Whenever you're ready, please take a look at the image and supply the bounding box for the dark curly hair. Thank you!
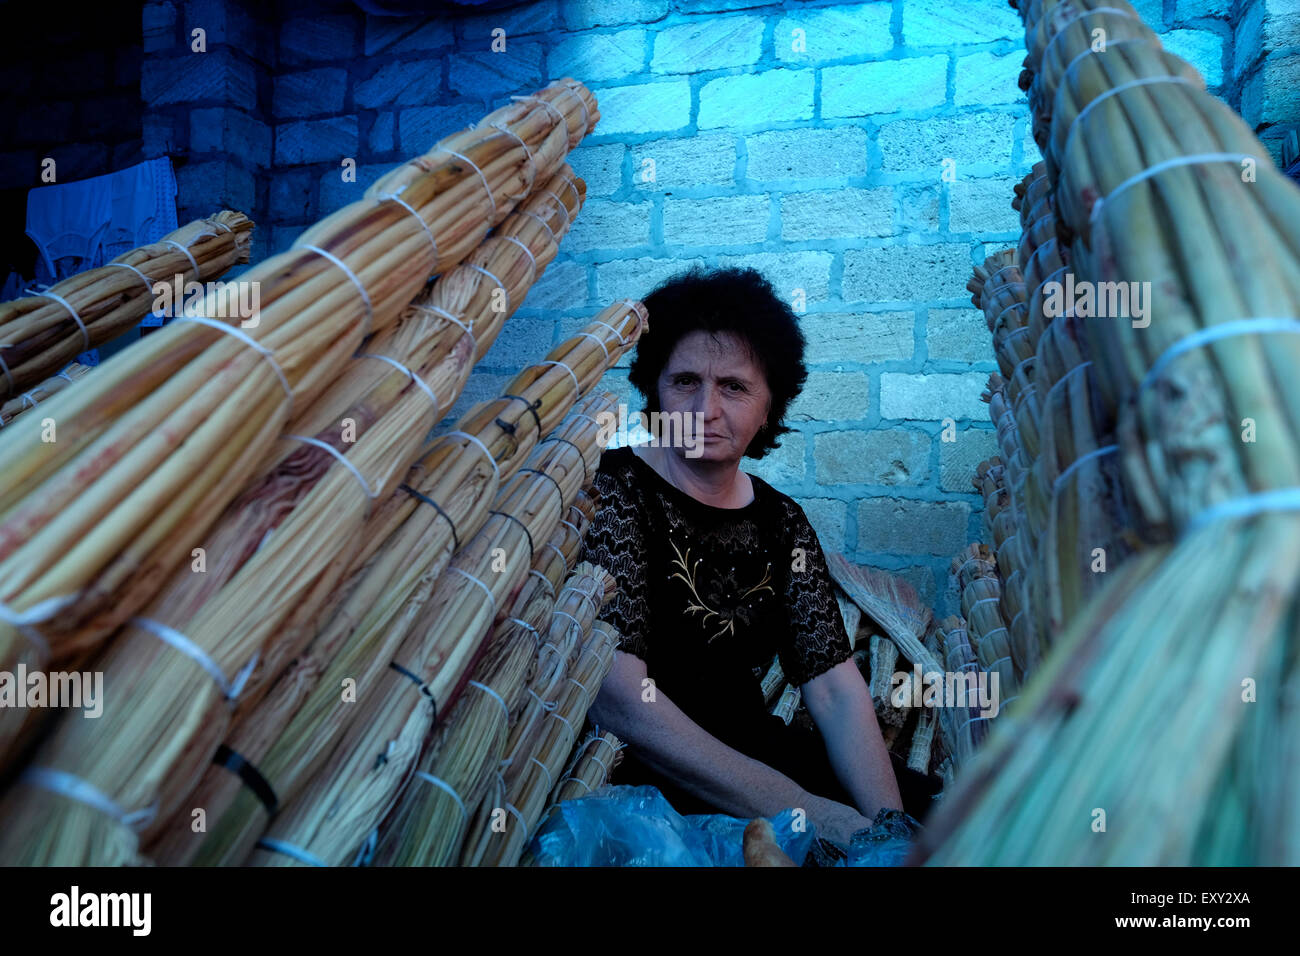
[628,266,808,460]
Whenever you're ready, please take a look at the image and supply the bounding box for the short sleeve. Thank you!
[580,467,651,661]
[777,500,853,687]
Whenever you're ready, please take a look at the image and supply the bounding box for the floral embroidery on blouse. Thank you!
[668,539,775,643]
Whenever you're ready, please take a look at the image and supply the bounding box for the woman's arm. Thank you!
[589,649,876,847]
[801,658,903,820]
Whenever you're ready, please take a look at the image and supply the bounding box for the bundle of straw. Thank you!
[866,632,908,745]
[544,730,624,810]
[950,543,1019,699]
[371,500,603,867]
[759,656,785,706]
[913,0,1300,865]
[459,618,619,866]
[0,211,253,398]
[826,554,939,676]
[932,615,985,766]
[161,383,621,866]
[770,684,801,725]
[244,398,617,867]
[0,362,91,428]
[0,80,597,737]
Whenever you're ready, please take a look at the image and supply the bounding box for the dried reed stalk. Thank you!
[0,211,253,397]
[0,362,91,427]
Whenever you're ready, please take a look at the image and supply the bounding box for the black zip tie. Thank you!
[213,744,279,816]
[399,482,459,552]
[489,509,535,563]
[538,435,590,483]
[390,660,438,718]
[517,467,565,514]
[498,393,543,438]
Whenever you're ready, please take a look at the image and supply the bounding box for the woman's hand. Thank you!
[799,790,876,848]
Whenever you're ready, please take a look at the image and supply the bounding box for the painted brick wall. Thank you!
[135,0,1290,617]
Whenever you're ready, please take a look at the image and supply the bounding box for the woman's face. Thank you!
[655,330,772,465]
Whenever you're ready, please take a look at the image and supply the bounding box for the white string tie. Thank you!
[285,434,379,500]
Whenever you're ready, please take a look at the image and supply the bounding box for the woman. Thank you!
[584,266,938,851]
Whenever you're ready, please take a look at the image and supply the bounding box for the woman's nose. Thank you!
[697,385,722,420]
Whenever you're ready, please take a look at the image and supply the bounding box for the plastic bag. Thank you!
[529,784,817,866]
[845,806,923,866]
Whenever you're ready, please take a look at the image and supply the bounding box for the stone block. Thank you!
[856,496,970,555]
[780,186,892,240]
[663,194,769,246]
[822,56,947,117]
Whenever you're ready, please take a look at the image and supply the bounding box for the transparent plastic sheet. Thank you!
[845,807,923,867]
[528,785,817,866]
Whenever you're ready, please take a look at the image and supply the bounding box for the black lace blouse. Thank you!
[580,446,853,763]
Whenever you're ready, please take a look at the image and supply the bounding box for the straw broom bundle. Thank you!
[493,557,617,782]
[827,555,940,675]
[544,730,624,809]
[245,401,616,866]
[496,557,619,791]
[170,385,622,866]
[864,633,912,748]
[0,342,457,863]
[276,163,585,459]
[933,615,985,765]
[1027,7,1159,141]
[1054,78,1271,259]
[210,168,590,710]
[0,211,253,398]
[913,11,1300,867]
[952,544,1020,698]
[129,176,592,857]
[759,656,785,705]
[171,386,611,866]
[1020,0,1143,74]
[244,473,566,866]
[1044,43,1203,182]
[460,619,619,866]
[459,558,619,863]
[371,501,602,867]
[771,684,801,725]
[0,81,596,712]
[377,559,615,866]
[0,188,624,866]
[0,362,91,427]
